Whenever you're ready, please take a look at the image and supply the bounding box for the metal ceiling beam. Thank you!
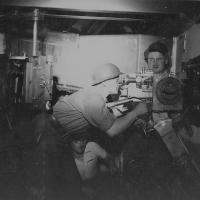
[42,13,145,21]
[0,0,198,14]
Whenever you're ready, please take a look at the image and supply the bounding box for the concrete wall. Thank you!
[45,33,164,87]
[183,23,200,61]
[9,33,163,88]
[172,23,200,76]
[45,33,139,87]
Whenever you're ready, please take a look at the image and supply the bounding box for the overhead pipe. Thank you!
[42,13,145,22]
[33,9,39,56]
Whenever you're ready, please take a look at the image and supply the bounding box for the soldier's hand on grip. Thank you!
[134,102,148,116]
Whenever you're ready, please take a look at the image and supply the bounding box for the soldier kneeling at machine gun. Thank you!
[25,63,148,200]
[52,63,148,198]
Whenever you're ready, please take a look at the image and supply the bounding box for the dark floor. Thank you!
[1,103,200,200]
[0,104,39,200]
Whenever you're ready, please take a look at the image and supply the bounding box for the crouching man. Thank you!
[64,132,117,200]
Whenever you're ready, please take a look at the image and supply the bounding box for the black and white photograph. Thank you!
[0,0,200,200]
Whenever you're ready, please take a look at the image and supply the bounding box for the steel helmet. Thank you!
[92,63,121,85]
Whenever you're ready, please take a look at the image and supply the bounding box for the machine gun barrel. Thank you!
[106,97,142,108]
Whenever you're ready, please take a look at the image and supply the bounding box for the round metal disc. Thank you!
[156,77,182,105]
